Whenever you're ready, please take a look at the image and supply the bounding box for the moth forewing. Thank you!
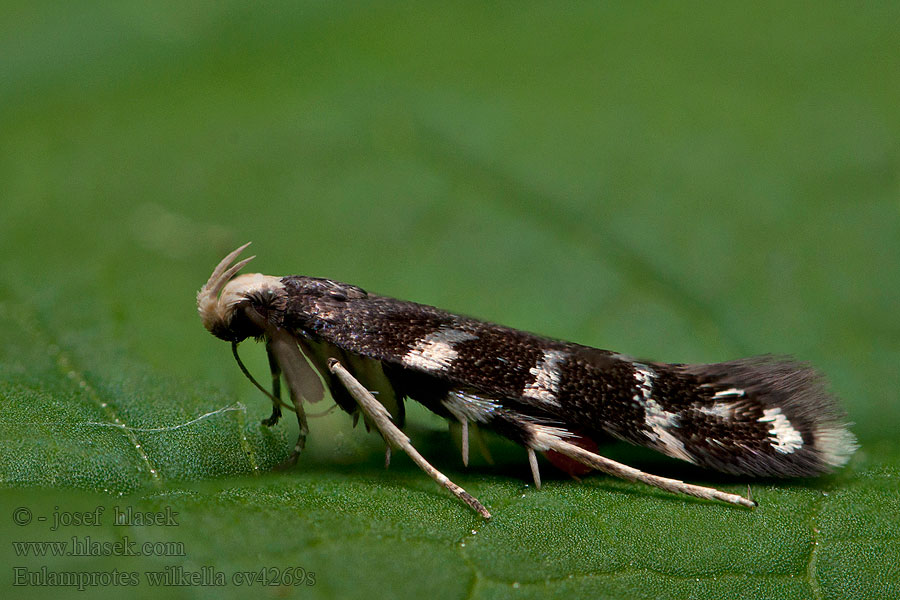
[198,244,857,519]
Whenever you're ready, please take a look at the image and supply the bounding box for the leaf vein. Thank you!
[10,305,162,485]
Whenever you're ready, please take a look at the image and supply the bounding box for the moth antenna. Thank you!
[199,243,253,299]
[197,243,255,331]
[218,258,257,299]
[527,448,542,490]
[212,241,249,276]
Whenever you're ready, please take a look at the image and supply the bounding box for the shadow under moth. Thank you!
[197,244,856,519]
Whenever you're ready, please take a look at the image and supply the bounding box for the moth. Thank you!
[197,244,856,518]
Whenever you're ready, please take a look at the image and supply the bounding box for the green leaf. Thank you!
[1,2,898,598]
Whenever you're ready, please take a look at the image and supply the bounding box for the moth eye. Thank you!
[328,290,349,301]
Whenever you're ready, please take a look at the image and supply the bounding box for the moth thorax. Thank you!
[198,273,286,340]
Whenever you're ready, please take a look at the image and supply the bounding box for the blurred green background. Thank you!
[1,2,898,599]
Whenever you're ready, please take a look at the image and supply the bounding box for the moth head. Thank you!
[197,243,287,342]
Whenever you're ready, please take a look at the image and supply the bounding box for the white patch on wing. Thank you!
[442,390,501,423]
[630,365,694,462]
[632,364,655,406]
[402,328,477,372]
[643,398,695,463]
[758,408,804,454]
[522,349,567,407]
[698,389,746,421]
[699,401,742,420]
[713,387,745,399]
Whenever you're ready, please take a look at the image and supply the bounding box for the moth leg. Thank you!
[231,341,296,418]
[459,418,469,467]
[328,359,491,519]
[291,406,309,463]
[532,429,756,508]
[527,448,542,489]
[276,391,309,470]
[471,423,494,465]
[444,409,469,466]
[385,446,392,469]
[262,343,283,427]
[267,329,323,469]
[446,420,469,466]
